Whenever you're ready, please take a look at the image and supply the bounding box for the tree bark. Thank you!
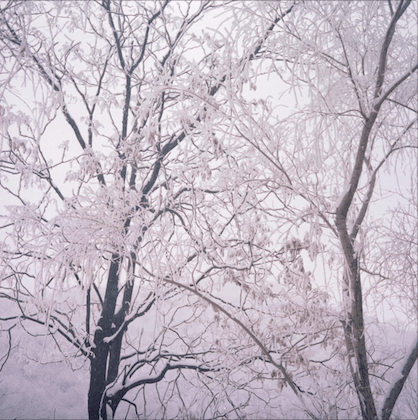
[381,336,418,420]
[335,111,379,420]
[334,3,414,417]
[88,257,122,420]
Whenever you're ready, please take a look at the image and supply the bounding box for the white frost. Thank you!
[334,183,351,210]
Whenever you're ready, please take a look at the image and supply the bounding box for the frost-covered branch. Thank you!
[380,335,418,420]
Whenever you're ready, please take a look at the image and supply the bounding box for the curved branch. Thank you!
[162,277,317,419]
[107,358,218,414]
[374,0,412,98]
[350,119,416,240]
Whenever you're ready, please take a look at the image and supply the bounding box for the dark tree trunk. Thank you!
[88,257,122,420]
[88,338,110,420]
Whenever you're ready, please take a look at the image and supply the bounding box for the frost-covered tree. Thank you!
[1,1,416,420]
[0,1,328,419]
[226,1,417,419]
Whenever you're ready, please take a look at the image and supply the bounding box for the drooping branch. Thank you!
[162,277,319,420]
[0,9,107,187]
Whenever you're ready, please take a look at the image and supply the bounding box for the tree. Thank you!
[1,1,320,419]
[1,1,416,420]
[225,0,417,419]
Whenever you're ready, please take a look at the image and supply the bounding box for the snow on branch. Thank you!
[334,183,351,211]
[371,62,418,113]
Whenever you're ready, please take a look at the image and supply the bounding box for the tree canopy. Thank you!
[0,1,417,419]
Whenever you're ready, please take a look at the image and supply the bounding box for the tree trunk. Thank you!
[88,257,122,419]
[341,269,377,420]
[88,339,110,420]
